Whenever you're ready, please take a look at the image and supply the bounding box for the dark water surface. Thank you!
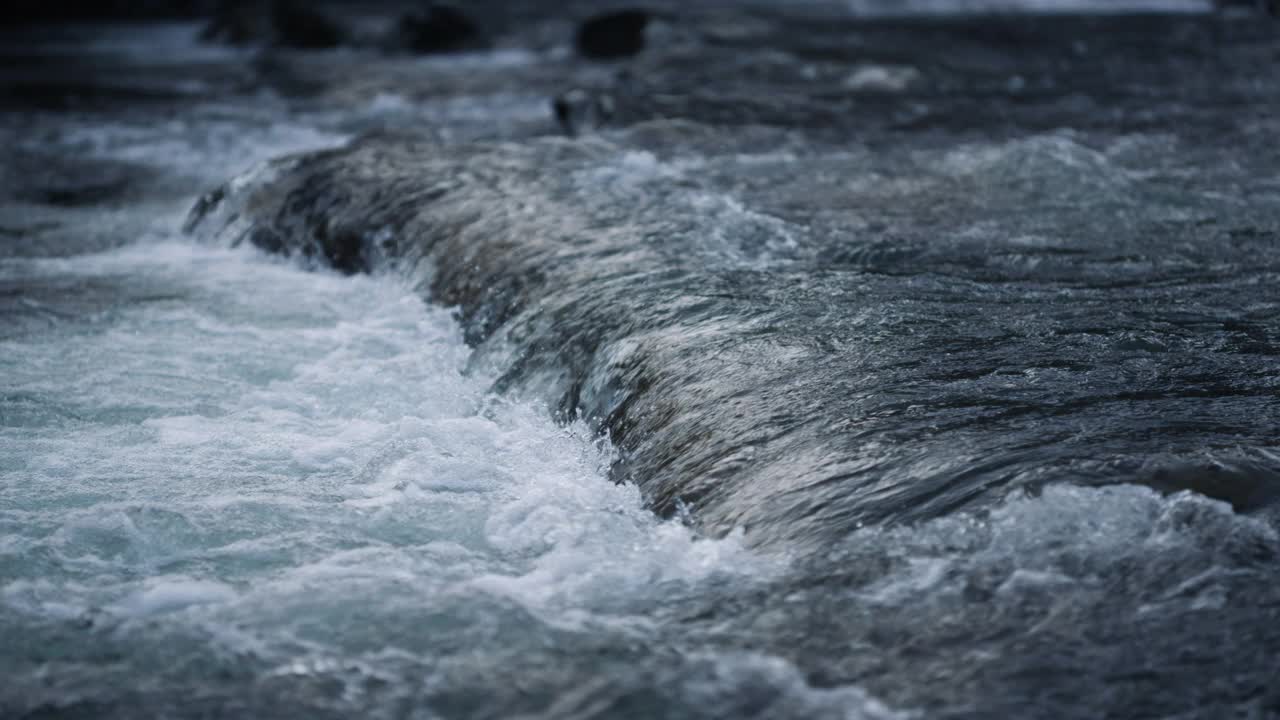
[3,3,1280,719]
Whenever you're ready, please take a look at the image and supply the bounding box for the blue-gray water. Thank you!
[2,4,1280,719]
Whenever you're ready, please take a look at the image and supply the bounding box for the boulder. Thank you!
[202,0,344,49]
[271,0,343,50]
[3,0,215,25]
[394,4,485,54]
[576,9,651,60]
[1214,0,1280,15]
[200,1,266,44]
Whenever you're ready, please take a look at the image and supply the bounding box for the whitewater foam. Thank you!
[0,240,783,711]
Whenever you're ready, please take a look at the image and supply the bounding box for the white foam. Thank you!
[852,483,1277,611]
[844,65,922,92]
[0,240,765,657]
[114,578,239,617]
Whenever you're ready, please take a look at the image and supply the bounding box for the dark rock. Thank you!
[201,0,344,49]
[270,0,343,50]
[1214,0,1280,15]
[551,88,615,137]
[1136,457,1280,513]
[576,9,651,60]
[200,1,265,45]
[395,4,485,54]
[2,0,216,26]
[183,187,226,234]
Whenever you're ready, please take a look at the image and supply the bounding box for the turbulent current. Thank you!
[2,3,1280,719]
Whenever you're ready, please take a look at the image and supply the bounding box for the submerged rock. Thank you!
[2,0,216,25]
[200,1,267,45]
[1215,0,1280,15]
[393,4,485,54]
[202,1,488,54]
[1135,457,1280,513]
[576,9,652,59]
[271,0,343,49]
[202,0,344,49]
[552,88,616,136]
[186,105,1280,549]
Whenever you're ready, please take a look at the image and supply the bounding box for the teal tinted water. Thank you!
[4,9,1280,718]
[1,241,850,718]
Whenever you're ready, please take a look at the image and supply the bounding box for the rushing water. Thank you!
[7,246,1276,719]
[2,4,1280,719]
[0,242,807,718]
